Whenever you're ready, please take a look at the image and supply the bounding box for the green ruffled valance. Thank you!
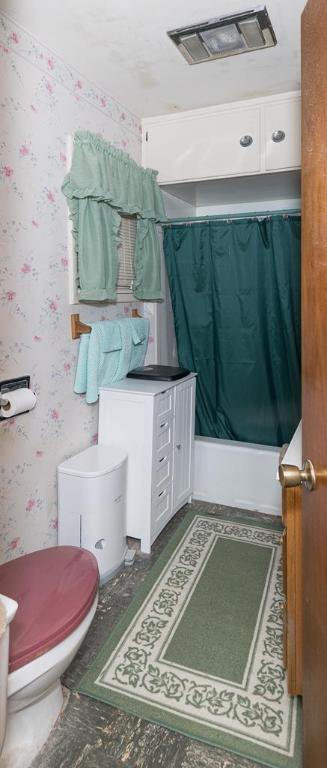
[62,131,166,301]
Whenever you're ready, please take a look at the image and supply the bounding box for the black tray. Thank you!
[127,365,190,381]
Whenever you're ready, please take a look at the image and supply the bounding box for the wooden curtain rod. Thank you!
[71,309,142,340]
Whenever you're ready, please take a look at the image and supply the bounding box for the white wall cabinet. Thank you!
[144,106,261,183]
[263,97,301,172]
[98,374,196,553]
[142,92,301,185]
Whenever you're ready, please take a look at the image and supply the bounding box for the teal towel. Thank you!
[74,317,149,403]
[129,317,149,369]
[74,332,91,394]
[86,320,124,403]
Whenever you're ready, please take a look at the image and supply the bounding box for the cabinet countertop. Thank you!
[100,373,196,397]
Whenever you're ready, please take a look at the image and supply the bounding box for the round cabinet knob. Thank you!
[271,129,286,143]
[240,135,253,147]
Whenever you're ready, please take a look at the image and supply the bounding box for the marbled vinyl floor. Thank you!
[32,501,282,768]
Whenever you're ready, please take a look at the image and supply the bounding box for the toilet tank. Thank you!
[57,445,127,584]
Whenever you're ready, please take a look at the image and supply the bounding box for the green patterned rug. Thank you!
[78,512,302,767]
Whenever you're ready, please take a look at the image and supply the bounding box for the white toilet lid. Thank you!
[0,546,99,673]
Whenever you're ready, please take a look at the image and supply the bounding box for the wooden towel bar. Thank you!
[71,309,142,340]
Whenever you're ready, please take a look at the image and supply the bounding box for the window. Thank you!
[117,214,137,297]
[67,211,138,304]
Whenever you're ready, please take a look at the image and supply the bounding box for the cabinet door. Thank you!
[144,106,261,184]
[264,97,301,171]
[172,379,195,511]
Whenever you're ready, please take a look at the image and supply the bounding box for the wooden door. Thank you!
[282,486,302,696]
[302,1,327,764]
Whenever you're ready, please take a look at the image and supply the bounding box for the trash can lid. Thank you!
[58,444,127,477]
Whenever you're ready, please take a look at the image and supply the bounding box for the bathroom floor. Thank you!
[32,501,282,768]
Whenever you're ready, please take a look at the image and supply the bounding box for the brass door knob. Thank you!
[279,459,316,491]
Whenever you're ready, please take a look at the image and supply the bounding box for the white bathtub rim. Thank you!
[195,435,281,454]
[193,435,282,517]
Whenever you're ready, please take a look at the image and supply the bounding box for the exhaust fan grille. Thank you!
[168,5,276,65]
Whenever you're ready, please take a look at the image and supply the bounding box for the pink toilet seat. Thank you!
[0,546,99,673]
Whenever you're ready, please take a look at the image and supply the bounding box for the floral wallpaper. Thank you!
[0,11,153,563]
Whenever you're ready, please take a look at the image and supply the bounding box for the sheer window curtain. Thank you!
[62,131,166,302]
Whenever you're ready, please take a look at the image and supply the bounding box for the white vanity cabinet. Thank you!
[98,374,196,553]
[142,91,301,184]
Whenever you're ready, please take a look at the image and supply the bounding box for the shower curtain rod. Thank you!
[162,208,301,226]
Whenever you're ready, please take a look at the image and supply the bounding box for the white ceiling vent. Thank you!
[167,5,276,65]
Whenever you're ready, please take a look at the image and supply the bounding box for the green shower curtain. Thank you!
[164,215,301,447]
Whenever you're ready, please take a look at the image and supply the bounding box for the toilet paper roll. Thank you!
[0,388,37,418]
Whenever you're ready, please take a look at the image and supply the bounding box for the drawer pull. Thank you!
[158,488,167,498]
[159,456,166,463]
[272,129,285,143]
[160,421,168,429]
[240,134,253,147]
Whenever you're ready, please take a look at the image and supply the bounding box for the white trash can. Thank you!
[57,445,127,584]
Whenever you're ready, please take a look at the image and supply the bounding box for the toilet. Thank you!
[0,546,99,768]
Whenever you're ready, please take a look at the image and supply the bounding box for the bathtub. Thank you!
[193,436,281,516]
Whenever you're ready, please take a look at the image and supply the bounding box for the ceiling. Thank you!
[0,0,307,117]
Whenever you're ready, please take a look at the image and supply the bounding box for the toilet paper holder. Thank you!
[0,375,31,420]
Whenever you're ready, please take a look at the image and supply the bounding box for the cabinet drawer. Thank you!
[264,98,301,171]
[156,412,173,449]
[154,389,173,418]
[153,447,172,492]
[152,482,172,537]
